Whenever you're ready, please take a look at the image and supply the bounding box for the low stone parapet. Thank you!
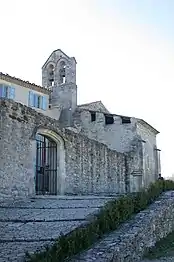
[71,191,174,262]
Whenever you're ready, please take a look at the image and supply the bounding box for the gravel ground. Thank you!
[142,257,174,262]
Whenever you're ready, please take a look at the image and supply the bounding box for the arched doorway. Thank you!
[35,134,57,195]
[34,128,65,195]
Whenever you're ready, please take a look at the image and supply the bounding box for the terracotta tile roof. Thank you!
[0,72,50,95]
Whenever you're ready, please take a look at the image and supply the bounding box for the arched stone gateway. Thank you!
[33,128,66,195]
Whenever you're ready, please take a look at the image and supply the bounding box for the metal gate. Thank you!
[35,134,57,195]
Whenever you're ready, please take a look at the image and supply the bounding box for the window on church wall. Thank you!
[47,64,54,87]
[50,80,54,87]
[105,114,114,125]
[91,112,96,122]
[121,117,131,124]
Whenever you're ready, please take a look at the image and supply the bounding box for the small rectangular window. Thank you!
[34,94,40,108]
[38,96,42,108]
[34,94,38,107]
[42,96,47,110]
[91,112,96,122]
[105,114,114,125]
[0,84,3,97]
[121,117,131,124]
[28,91,47,110]
[0,85,15,99]
[28,91,34,106]
[0,85,8,98]
[2,85,8,98]
[9,87,15,99]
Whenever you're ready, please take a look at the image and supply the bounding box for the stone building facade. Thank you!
[0,49,161,198]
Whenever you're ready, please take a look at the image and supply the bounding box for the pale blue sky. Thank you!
[0,0,174,177]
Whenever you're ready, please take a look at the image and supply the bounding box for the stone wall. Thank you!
[72,109,159,192]
[73,108,138,153]
[42,49,77,114]
[65,129,127,195]
[0,98,130,198]
[71,191,174,262]
[137,122,160,188]
[126,142,144,193]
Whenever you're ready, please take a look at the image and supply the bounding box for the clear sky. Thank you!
[0,0,174,177]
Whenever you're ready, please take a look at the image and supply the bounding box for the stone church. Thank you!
[0,49,161,198]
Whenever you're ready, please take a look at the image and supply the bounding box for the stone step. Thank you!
[0,196,115,209]
[0,207,99,222]
[0,241,54,262]
[0,195,117,262]
[0,221,84,241]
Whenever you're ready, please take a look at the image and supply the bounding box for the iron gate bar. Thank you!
[35,134,57,195]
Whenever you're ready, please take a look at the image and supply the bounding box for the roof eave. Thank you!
[0,72,50,95]
[138,119,160,135]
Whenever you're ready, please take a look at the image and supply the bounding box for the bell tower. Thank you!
[42,49,77,124]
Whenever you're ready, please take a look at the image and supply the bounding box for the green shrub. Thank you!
[26,179,174,262]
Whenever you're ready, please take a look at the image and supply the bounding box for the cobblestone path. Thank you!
[0,195,115,262]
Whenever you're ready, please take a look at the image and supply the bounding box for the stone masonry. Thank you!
[0,98,138,198]
[0,49,161,198]
[72,106,160,189]
[0,48,163,261]
[0,195,118,262]
[71,191,174,262]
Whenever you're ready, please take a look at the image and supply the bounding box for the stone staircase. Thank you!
[0,195,117,262]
